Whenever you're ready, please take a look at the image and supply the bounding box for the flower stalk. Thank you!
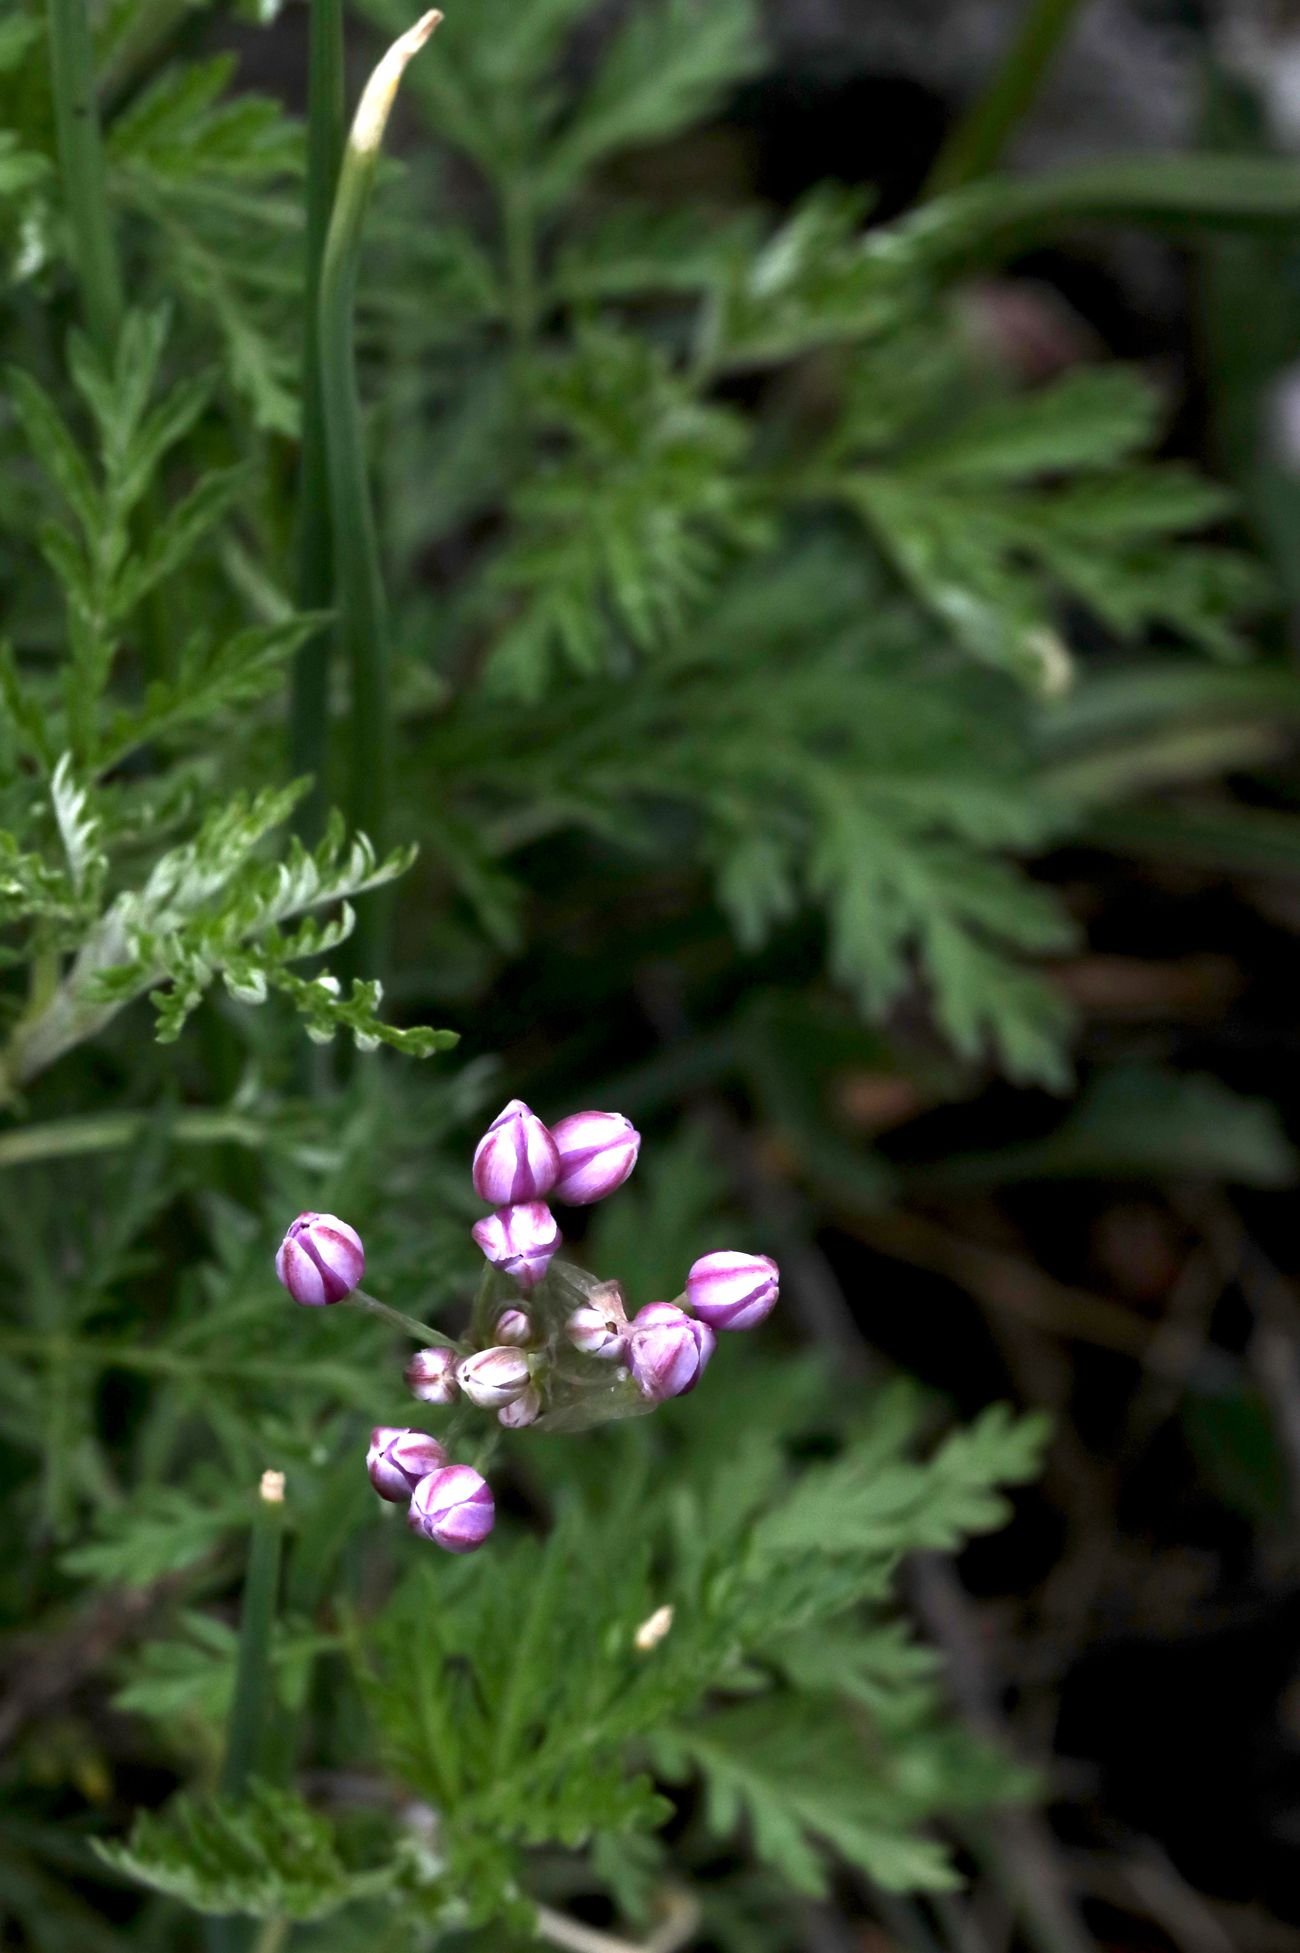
[347,1286,459,1348]
[318,10,442,973]
[290,0,347,841]
[925,0,1087,196]
[220,1472,286,1798]
[46,0,123,353]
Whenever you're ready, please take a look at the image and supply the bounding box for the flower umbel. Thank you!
[275,1212,365,1306]
[278,1094,779,1552]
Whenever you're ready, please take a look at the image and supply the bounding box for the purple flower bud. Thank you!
[686,1251,780,1332]
[498,1384,541,1429]
[405,1346,460,1404]
[275,1212,365,1306]
[495,1308,532,1346]
[471,1202,560,1290]
[456,1345,533,1409]
[628,1301,715,1402]
[472,1099,560,1205]
[408,1464,495,1553]
[549,1111,640,1206]
[567,1300,627,1360]
[367,1427,448,1503]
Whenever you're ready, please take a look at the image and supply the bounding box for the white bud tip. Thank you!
[350,10,443,155]
[634,1603,674,1651]
[259,1469,286,1504]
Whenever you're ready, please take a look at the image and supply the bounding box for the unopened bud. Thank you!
[495,1307,532,1346]
[367,1427,448,1503]
[456,1344,533,1409]
[405,1346,460,1404]
[407,1463,494,1553]
[634,1603,674,1651]
[628,1301,714,1402]
[472,1099,559,1205]
[549,1110,640,1206]
[275,1211,365,1306]
[567,1298,627,1359]
[471,1201,560,1290]
[686,1251,779,1332]
[498,1384,541,1429]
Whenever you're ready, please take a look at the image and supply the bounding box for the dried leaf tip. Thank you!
[350,11,444,156]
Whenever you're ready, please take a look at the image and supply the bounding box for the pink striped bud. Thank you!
[686,1251,780,1332]
[405,1346,460,1404]
[567,1300,627,1360]
[471,1202,560,1290]
[456,1345,533,1409]
[498,1384,541,1429]
[367,1427,448,1503]
[275,1212,365,1306]
[628,1301,715,1402]
[408,1464,495,1553]
[495,1308,532,1346]
[472,1099,559,1205]
[549,1111,640,1206]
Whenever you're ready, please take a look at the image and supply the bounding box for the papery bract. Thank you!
[471,1201,560,1289]
[275,1212,365,1306]
[472,1099,559,1205]
[628,1301,715,1401]
[686,1250,780,1331]
[367,1427,448,1503]
[549,1111,640,1205]
[408,1464,495,1553]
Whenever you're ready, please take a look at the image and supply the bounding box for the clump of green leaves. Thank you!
[4,0,1300,1947]
[101,1357,1048,1933]
[0,307,452,1086]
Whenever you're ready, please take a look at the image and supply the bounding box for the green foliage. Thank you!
[351,0,1274,1085]
[105,1358,1042,1929]
[97,1785,392,1920]
[6,0,1300,1947]
[0,303,451,1081]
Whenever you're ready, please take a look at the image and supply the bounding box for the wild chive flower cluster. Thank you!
[275,1099,779,1551]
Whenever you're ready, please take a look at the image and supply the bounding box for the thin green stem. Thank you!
[924,0,1088,198]
[47,0,124,351]
[345,1285,459,1348]
[0,1108,271,1169]
[318,10,441,973]
[502,176,538,354]
[291,0,347,842]
[221,1473,286,1799]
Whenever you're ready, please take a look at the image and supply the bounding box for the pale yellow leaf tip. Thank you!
[350,9,444,157]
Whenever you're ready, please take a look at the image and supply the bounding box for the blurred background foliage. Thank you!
[6,0,1300,1947]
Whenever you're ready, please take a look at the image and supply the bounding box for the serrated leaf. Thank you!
[97,1785,393,1921]
[654,1704,961,1896]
